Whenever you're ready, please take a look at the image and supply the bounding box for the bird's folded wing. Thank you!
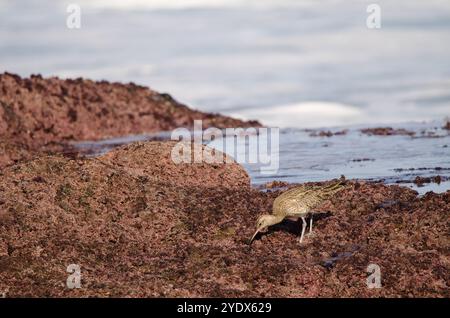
[273,181,345,213]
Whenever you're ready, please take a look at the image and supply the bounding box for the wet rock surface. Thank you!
[0,142,448,297]
[360,127,416,136]
[413,175,446,187]
[309,129,348,137]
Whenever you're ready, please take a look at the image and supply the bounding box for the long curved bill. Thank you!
[249,230,260,244]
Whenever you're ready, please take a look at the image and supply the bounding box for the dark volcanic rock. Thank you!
[309,130,348,137]
[0,141,448,297]
[413,175,443,187]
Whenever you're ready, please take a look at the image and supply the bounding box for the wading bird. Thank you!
[250,178,346,244]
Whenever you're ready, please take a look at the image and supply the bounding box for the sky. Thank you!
[1,0,450,128]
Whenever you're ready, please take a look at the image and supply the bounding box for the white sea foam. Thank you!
[230,102,364,128]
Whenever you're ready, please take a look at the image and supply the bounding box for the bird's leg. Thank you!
[298,217,307,244]
[307,214,317,237]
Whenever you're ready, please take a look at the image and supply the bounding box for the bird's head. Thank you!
[249,214,279,244]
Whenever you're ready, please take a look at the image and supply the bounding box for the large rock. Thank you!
[98,141,250,189]
[0,141,448,297]
[0,73,260,149]
[0,141,254,297]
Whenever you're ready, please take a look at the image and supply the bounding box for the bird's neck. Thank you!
[269,214,285,226]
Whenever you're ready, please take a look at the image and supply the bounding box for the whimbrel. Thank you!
[250,178,346,244]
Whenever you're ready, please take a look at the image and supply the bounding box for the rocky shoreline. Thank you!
[0,141,448,297]
[0,74,448,297]
[0,73,259,168]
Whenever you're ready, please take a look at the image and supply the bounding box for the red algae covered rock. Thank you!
[361,127,415,136]
[0,138,69,170]
[98,141,250,189]
[0,139,38,168]
[0,141,249,297]
[0,144,448,297]
[0,72,260,149]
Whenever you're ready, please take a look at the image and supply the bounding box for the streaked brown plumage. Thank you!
[250,178,346,244]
